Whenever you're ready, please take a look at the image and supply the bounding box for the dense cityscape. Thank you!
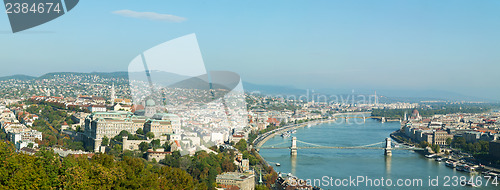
[0,73,498,189]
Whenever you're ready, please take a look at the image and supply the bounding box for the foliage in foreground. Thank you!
[0,140,201,189]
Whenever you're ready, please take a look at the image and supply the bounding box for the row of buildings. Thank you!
[401,110,499,148]
[0,104,42,150]
[82,111,180,152]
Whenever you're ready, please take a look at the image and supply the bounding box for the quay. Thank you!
[253,112,371,150]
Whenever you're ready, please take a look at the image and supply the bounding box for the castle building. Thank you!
[144,99,157,118]
[83,111,146,152]
[144,119,173,138]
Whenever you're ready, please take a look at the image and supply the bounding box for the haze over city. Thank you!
[1,0,500,100]
[2,1,500,190]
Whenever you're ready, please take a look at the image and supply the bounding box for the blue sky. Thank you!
[1,0,500,100]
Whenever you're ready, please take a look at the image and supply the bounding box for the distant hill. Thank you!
[0,74,37,81]
[38,71,129,79]
[0,72,129,82]
[0,72,496,102]
[242,83,497,103]
[242,82,306,95]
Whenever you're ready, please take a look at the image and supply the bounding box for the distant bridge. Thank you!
[256,137,423,155]
[332,115,401,123]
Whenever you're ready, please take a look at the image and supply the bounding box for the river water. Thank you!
[259,118,499,189]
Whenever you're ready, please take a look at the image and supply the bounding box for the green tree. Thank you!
[0,131,6,140]
[118,130,129,137]
[139,142,149,152]
[136,128,144,135]
[146,132,154,139]
[234,139,247,152]
[162,142,172,152]
[151,139,161,150]
[75,125,82,132]
[451,137,466,149]
[419,141,429,148]
[445,138,452,145]
[101,136,109,146]
[431,144,440,153]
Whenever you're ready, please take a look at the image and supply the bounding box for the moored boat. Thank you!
[445,160,456,168]
[466,166,478,174]
[281,132,291,138]
[456,164,468,172]
[487,172,498,177]
[425,154,436,158]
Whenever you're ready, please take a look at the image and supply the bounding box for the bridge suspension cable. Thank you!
[261,141,289,148]
[355,141,384,148]
[296,140,384,148]
[295,140,323,147]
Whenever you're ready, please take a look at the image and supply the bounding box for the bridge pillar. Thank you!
[384,138,392,156]
[345,117,348,122]
[291,137,297,156]
[363,116,366,123]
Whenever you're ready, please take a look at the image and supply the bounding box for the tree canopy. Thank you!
[0,140,199,189]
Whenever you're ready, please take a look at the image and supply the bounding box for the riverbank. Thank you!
[250,111,371,188]
[253,111,371,149]
[390,129,500,174]
[255,118,500,189]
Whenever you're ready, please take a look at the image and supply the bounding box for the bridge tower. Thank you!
[291,137,297,156]
[363,116,366,123]
[384,138,392,156]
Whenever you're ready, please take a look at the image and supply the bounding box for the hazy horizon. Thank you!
[1,0,499,101]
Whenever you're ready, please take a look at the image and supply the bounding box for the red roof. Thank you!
[131,105,145,112]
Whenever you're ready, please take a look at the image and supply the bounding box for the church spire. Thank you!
[111,83,116,105]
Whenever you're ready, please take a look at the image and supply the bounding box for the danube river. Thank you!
[259,118,498,189]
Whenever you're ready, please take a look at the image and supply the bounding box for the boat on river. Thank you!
[281,132,291,138]
[425,154,436,158]
[456,164,468,172]
[445,160,456,168]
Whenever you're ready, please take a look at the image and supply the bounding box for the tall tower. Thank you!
[111,83,116,105]
[385,138,392,156]
[291,137,297,156]
[374,91,378,105]
[145,99,156,118]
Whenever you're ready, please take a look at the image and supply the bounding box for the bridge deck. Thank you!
[259,146,421,150]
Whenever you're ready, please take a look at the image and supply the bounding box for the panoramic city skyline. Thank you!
[1,1,500,189]
[1,0,500,100]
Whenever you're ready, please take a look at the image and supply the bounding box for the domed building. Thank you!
[411,109,421,120]
[145,99,157,118]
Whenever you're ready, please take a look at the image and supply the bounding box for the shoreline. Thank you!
[253,111,371,149]
[252,111,372,171]
[391,130,500,173]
